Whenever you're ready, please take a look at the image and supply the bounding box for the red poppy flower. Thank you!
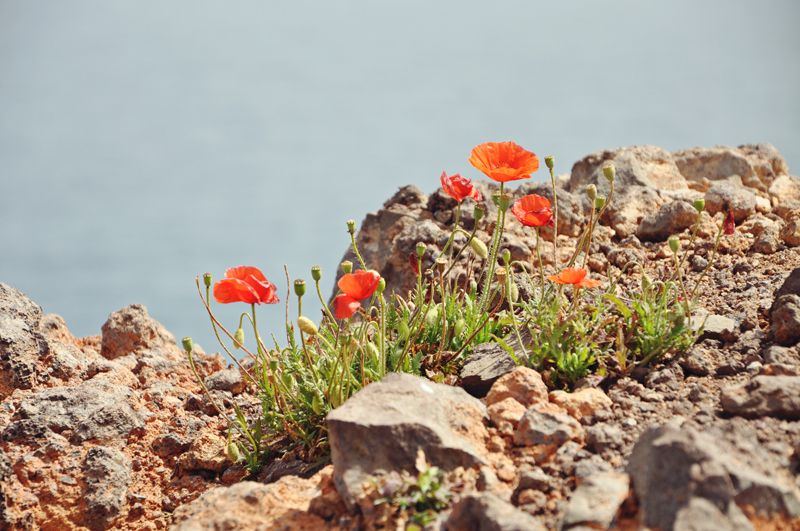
[337,269,381,300]
[409,252,420,276]
[723,209,735,235]
[333,294,362,319]
[214,266,280,305]
[440,172,483,203]
[468,142,540,183]
[510,194,554,228]
[546,268,602,289]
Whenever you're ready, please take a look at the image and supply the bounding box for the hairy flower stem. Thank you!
[669,210,703,284]
[535,228,545,301]
[378,294,387,378]
[691,214,726,302]
[672,251,693,329]
[582,208,595,270]
[350,232,367,271]
[480,184,506,314]
[315,279,337,329]
[443,225,479,279]
[506,265,529,361]
[549,165,559,271]
[436,267,448,361]
[440,203,462,258]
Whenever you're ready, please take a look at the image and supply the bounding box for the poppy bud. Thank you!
[366,341,379,360]
[424,307,439,328]
[642,272,653,291]
[603,165,615,182]
[409,252,420,276]
[694,199,705,213]
[341,261,353,274]
[340,333,353,346]
[510,283,519,302]
[227,441,240,463]
[453,319,465,338]
[181,337,193,353]
[311,394,323,415]
[501,248,511,264]
[346,219,356,234]
[311,266,322,282]
[668,236,680,254]
[203,273,212,287]
[724,209,735,235]
[233,328,245,349]
[376,278,386,293]
[416,242,426,258]
[595,196,606,210]
[298,316,318,336]
[282,371,294,388]
[495,266,507,285]
[474,204,485,222]
[545,156,555,170]
[436,257,447,274]
[268,360,278,372]
[498,194,512,212]
[585,184,597,201]
[470,238,489,259]
[294,279,306,298]
[396,321,409,341]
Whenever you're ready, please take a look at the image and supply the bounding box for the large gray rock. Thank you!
[70,401,145,446]
[704,181,757,223]
[460,343,517,398]
[636,200,700,241]
[0,283,48,395]
[771,295,800,346]
[720,375,800,419]
[444,492,545,531]
[205,368,246,395]
[561,472,630,530]
[769,175,800,206]
[100,303,162,360]
[80,446,132,531]
[674,143,788,192]
[627,418,800,531]
[327,372,488,505]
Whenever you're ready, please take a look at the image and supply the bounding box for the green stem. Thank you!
[535,228,545,302]
[691,214,725,303]
[440,203,462,258]
[316,280,337,329]
[549,166,559,271]
[480,184,505,314]
[350,232,367,271]
[443,224,479,279]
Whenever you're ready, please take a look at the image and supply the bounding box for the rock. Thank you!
[627,418,800,531]
[636,200,700,242]
[171,467,341,530]
[769,175,800,206]
[752,226,783,255]
[780,217,800,247]
[151,432,192,457]
[487,397,527,436]
[0,282,47,396]
[71,401,145,446]
[697,314,738,342]
[513,182,587,239]
[561,472,629,530]
[461,343,517,398]
[673,497,754,531]
[771,295,800,346]
[80,446,132,531]
[176,431,229,473]
[721,375,800,419]
[485,366,549,408]
[775,198,800,221]
[444,492,545,531]
[674,143,788,192]
[569,145,687,194]
[548,388,613,421]
[39,313,78,345]
[585,423,624,453]
[326,372,488,505]
[704,182,756,223]
[603,186,667,239]
[204,368,245,395]
[772,267,800,301]
[513,405,584,456]
[100,303,162,360]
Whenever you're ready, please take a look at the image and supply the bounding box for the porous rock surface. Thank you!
[3,142,800,531]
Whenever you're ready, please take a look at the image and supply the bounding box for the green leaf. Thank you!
[604,294,631,319]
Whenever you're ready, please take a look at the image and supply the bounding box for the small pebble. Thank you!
[747,361,763,375]
[60,475,77,485]
[623,418,638,427]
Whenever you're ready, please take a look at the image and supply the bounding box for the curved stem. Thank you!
[440,203,462,258]
[549,166,559,271]
[480,184,506,314]
[350,232,367,271]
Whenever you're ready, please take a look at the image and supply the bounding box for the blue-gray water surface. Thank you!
[1,1,798,357]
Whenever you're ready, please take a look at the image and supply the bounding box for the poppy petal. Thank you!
[225,266,267,283]
[337,270,381,300]
[510,194,554,228]
[333,294,361,319]
[246,275,280,304]
[213,278,259,304]
[577,278,602,289]
[469,142,540,183]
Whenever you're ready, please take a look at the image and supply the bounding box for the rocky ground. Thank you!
[2,142,800,531]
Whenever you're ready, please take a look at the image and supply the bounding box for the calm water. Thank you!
[1,1,798,356]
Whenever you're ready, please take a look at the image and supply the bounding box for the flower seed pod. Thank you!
[376,278,386,293]
[203,273,212,287]
[312,394,323,415]
[501,248,511,264]
[492,191,501,207]
[594,196,606,210]
[668,236,680,254]
[436,257,447,274]
[268,360,278,372]
[416,242,426,258]
[298,316,318,336]
[510,283,519,302]
[181,337,193,353]
[545,156,555,170]
[311,266,322,282]
[294,279,306,297]
[585,184,597,201]
[346,219,356,234]
[495,266,507,286]
[474,204,485,222]
[227,441,240,463]
[498,194,511,212]
[470,238,489,259]
[233,328,245,349]
[341,261,353,274]
[453,318,465,338]
[694,198,705,213]
[602,164,615,182]
[424,307,439,328]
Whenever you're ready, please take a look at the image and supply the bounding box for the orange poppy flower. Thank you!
[468,142,540,183]
[440,172,483,203]
[214,266,280,305]
[510,194,554,228]
[546,268,602,289]
[337,270,381,300]
[333,294,362,319]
